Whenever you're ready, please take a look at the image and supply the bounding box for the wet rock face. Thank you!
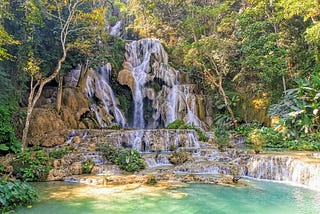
[106,129,200,152]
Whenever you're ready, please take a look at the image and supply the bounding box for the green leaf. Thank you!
[0,144,9,151]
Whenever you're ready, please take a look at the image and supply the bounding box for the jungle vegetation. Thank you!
[0,0,319,210]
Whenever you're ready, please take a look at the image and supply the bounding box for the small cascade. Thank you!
[121,39,205,128]
[181,85,202,126]
[83,153,106,166]
[107,129,200,153]
[143,154,171,168]
[246,154,320,189]
[174,161,231,175]
[85,64,126,127]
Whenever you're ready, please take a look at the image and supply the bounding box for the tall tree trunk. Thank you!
[21,90,35,152]
[56,75,63,112]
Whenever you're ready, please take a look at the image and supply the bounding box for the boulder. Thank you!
[28,108,67,139]
[62,87,89,112]
[117,69,135,92]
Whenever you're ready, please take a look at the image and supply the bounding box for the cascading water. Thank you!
[85,64,126,127]
[108,129,200,153]
[180,85,202,127]
[143,154,171,168]
[122,39,204,128]
[66,39,320,191]
[124,39,168,128]
[246,154,320,189]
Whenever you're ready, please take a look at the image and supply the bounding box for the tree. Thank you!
[185,35,238,128]
[21,0,85,151]
[0,0,19,61]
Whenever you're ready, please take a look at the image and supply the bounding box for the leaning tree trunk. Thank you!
[21,92,35,151]
[56,75,63,112]
[205,70,238,129]
[218,84,238,129]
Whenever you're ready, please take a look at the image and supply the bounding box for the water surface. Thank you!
[17,180,320,214]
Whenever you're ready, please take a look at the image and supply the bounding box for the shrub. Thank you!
[212,126,230,149]
[97,144,145,172]
[234,122,260,142]
[249,129,265,154]
[82,158,95,174]
[259,127,285,149]
[96,143,118,162]
[49,147,70,159]
[12,150,52,181]
[166,119,209,141]
[146,175,157,185]
[49,146,72,159]
[168,151,190,165]
[166,120,185,129]
[0,180,38,212]
[115,148,145,172]
[110,123,121,130]
[0,105,20,155]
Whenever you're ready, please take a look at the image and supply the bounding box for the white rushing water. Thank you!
[108,129,200,153]
[123,39,203,128]
[246,155,320,190]
[85,64,126,127]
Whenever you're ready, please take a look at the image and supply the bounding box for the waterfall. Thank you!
[165,84,178,126]
[123,38,204,128]
[124,39,168,128]
[246,154,320,189]
[85,64,126,127]
[181,85,202,127]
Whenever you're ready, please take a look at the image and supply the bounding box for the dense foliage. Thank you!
[12,150,51,181]
[0,179,38,212]
[0,106,20,154]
